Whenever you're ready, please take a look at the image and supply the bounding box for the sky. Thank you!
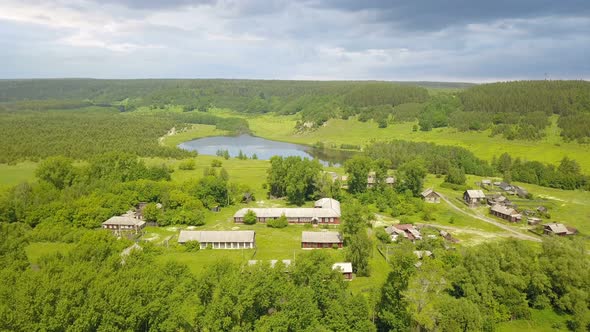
[0,0,589,82]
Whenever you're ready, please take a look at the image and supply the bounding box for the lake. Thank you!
[178,135,354,165]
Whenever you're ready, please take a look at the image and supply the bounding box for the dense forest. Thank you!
[416,81,590,141]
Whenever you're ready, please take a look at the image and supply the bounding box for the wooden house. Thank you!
[543,223,577,236]
[332,262,353,280]
[527,217,542,225]
[102,216,146,235]
[301,231,343,249]
[386,224,422,241]
[490,204,522,222]
[178,230,256,249]
[233,198,341,225]
[421,188,441,203]
[463,190,486,207]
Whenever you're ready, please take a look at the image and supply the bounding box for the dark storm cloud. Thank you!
[307,0,590,31]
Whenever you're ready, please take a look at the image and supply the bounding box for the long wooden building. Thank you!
[301,231,343,249]
[234,198,341,225]
[178,230,256,249]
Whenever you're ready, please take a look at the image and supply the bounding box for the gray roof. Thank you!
[103,216,146,227]
[465,190,486,199]
[491,204,519,216]
[178,230,255,243]
[332,262,353,274]
[301,231,342,243]
[234,198,341,219]
[421,188,439,198]
[314,198,341,215]
[544,223,568,234]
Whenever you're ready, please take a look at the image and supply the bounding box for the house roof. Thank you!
[178,230,255,243]
[234,198,341,219]
[314,198,341,215]
[544,223,569,234]
[465,190,486,199]
[103,216,146,227]
[301,231,342,243]
[332,262,353,274]
[421,188,439,198]
[413,250,432,259]
[481,179,492,184]
[491,204,519,216]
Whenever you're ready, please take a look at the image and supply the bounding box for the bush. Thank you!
[332,243,340,249]
[185,240,200,252]
[375,227,392,244]
[267,214,288,228]
[243,210,257,225]
[211,159,223,167]
[178,159,196,170]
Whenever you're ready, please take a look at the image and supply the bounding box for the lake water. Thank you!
[178,135,354,165]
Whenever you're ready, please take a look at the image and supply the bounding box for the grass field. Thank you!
[0,162,38,188]
[497,308,571,332]
[221,111,590,173]
[160,124,228,148]
[25,242,75,264]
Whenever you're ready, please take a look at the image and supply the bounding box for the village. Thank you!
[100,170,579,281]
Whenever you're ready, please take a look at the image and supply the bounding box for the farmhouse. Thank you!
[421,188,441,203]
[386,224,422,241]
[178,230,255,249]
[490,204,522,222]
[332,262,353,280]
[301,231,343,249]
[487,194,510,206]
[463,190,486,207]
[543,223,577,236]
[102,216,146,234]
[233,198,341,225]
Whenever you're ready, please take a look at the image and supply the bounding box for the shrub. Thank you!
[332,243,339,250]
[375,227,391,244]
[211,159,223,167]
[243,210,257,225]
[185,240,200,252]
[178,159,196,170]
[267,214,288,228]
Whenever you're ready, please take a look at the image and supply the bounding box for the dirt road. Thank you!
[438,193,542,242]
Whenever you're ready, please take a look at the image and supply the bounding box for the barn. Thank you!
[301,231,343,249]
[178,230,256,249]
[233,198,341,225]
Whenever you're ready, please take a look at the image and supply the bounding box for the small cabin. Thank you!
[463,190,486,207]
[421,188,441,203]
[332,262,353,280]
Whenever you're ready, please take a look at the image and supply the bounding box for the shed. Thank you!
[421,188,441,203]
[490,204,522,222]
[301,231,343,249]
[332,262,353,280]
[543,223,576,236]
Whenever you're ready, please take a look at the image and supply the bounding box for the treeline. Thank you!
[364,140,494,176]
[0,153,250,228]
[378,238,590,331]
[493,153,588,190]
[0,107,250,163]
[0,224,375,331]
[0,79,429,129]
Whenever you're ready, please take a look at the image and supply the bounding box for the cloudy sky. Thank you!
[0,0,589,82]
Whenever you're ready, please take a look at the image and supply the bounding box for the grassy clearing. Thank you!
[497,308,570,332]
[0,162,37,188]
[160,124,228,148]
[236,112,590,173]
[25,242,75,264]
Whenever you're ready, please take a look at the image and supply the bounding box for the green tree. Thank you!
[243,209,257,225]
[344,155,372,194]
[396,159,427,196]
[267,214,288,228]
[35,156,77,189]
[345,231,372,277]
[444,166,466,185]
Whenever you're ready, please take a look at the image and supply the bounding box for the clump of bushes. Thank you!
[178,159,196,170]
[243,210,257,225]
[267,214,288,228]
[185,240,200,252]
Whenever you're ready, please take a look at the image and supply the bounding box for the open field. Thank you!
[0,162,38,188]
[159,123,228,148]
[25,242,75,264]
[226,111,590,173]
[497,308,570,332]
